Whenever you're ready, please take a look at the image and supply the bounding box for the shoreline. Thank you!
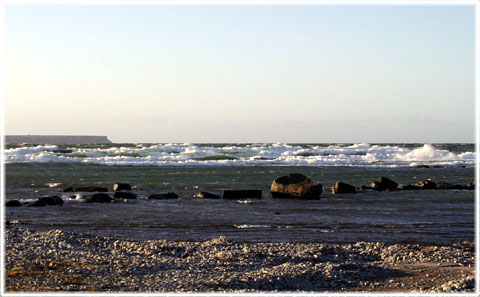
[5,227,475,293]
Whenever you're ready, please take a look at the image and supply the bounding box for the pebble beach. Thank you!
[5,227,475,293]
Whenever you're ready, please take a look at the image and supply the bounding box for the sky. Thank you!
[4,3,476,143]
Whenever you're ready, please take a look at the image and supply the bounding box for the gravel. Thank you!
[5,227,476,293]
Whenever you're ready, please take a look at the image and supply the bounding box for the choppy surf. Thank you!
[4,143,475,168]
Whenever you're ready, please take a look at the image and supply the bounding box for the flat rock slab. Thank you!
[85,193,112,203]
[148,193,179,199]
[222,190,262,199]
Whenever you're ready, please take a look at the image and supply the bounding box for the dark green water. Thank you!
[5,163,475,244]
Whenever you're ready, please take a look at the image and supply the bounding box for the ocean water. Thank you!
[4,143,475,167]
[4,143,476,244]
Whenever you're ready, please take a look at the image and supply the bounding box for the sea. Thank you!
[4,143,476,244]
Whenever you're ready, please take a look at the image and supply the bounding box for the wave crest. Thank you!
[4,143,474,168]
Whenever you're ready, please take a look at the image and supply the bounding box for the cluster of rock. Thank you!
[327,177,398,194]
[5,174,475,207]
[334,177,475,194]
[6,183,137,206]
[6,195,64,207]
[401,180,475,191]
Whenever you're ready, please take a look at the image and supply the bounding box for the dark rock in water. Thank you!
[433,165,442,168]
[148,192,179,200]
[6,200,22,207]
[467,182,475,190]
[415,180,436,189]
[113,191,137,199]
[415,164,430,168]
[24,196,62,207]
[400,184,419,190]
[360,185,372,191]
[436,181,451,189]
[450,184,465,190]
[53,149,73,154]
[271,173,322,199]
[193,191,221,199]
[332,182,356,194]
[25,200,46,207]
[85,193,112,203]
[63,186,108,192]
[38,196,64,205]
[113,183,132,191]
[223,190,262,199]
[385,188,397,192]
[371,177,398,191]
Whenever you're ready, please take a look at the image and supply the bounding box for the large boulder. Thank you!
[113,183,132,191]
[85,193,112,203]
[371,177,398,191]
[148,192,179,200]
[332,182,356,194]
[193,191,221,199]
[416,180,436,189]
[271,173,322,199]
[223,190,262,199]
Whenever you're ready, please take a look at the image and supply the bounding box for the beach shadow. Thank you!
[198,245,410,292]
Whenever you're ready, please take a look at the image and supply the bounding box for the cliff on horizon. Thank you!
[5,135,112,144]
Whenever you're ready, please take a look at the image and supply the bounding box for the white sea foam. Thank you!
[62,193,84,201]
[6,144,58,154]
[4,143,475,167]
[236,199,264,204]
[234,224,271,229]
[399,144,455,161]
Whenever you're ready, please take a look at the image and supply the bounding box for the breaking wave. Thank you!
[3,143,475,168]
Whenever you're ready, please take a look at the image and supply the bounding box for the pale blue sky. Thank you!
[4,4,476,143]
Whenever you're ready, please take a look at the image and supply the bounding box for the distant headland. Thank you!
[5,135,112,144]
